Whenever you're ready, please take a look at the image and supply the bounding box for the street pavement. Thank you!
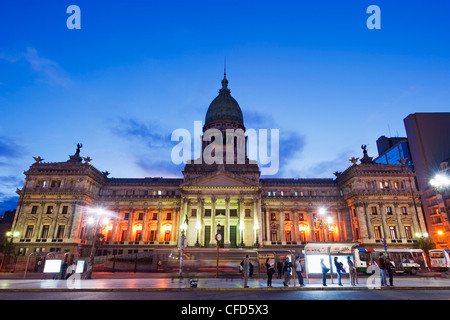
[1,271,450,292]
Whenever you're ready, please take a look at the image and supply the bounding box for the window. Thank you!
[285,231,292,242]
[46,206,53,214]
[164,231,171,242]
[124,212,129,220]
[191,209,197,217]
[25,226,34,238]
[205,209,211,217]
[149,230,156,242]
[371,207,378,215]
[299,230,306,242]
[157,190,162,195]
[386,207,393,215]
[166,212,172,220]
[401,207,408,215]
[41,225,49,239]
[245,209,251,217]
[230,209,237,216]
[152,212,157,220]
[31,206,38,214]
[56,226,65,239]
[374,226,382,239]
[62,206,69,214]
[270,231,277,242]
[389,226,397,240]
[404,226,412,240]
[299,213,304,221]
[284,213,290,221]
[270,212,276,221]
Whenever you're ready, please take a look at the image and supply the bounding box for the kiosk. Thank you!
[304,242,359,284]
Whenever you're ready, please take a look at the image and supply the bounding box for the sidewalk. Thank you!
[1,272,450,291]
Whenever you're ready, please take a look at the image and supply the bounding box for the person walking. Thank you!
[282,257,293,287]
[294,257,305,286]
[320,258,330,286]
[277,260,283,279]
[265,258,274,287]
[243,255,250,288]
[347,256,357,286]
[334,257,343,286]
[385,257,395,287]
[378,253,387,287]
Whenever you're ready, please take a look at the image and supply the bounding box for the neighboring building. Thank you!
[404,113,450,246]
[10,75,428,261]
[374,136,413,171]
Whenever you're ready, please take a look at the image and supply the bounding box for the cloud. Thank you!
[0,196,19,215]
[136,159,184,178]
[111,117,173,149]
[0,46,72,87]
[0,136,25,160]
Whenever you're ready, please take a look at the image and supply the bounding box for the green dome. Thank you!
[204,75,244,129]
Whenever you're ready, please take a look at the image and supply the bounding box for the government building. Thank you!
[11,74,428,262]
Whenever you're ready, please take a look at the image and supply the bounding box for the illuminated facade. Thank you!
[11,76,428,257]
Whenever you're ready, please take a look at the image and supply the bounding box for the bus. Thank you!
[354,248,427,275]
[429,249,450,271]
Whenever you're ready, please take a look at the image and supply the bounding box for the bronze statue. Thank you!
[361,144,368,157]
[75,143,83,156]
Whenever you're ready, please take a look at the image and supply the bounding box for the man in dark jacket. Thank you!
[385,257,395,286]
[283,257,293,287]
[378,253,387,286]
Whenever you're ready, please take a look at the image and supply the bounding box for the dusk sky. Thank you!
[1,1,449,214]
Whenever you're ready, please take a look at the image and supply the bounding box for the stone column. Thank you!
[239,197,244,245]
[156,204,162,243]
[126,206,134,243]
[110,207,119,242]
[142,206,148,242]
[264,207,270,243]
[225,197,230,246]
[279,207,284,243]
[394,203,406,240]
[210,197,216,247]
[379,203,388,240]
[308,207,315,241]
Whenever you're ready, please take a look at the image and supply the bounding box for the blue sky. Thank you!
[1,0,450,214]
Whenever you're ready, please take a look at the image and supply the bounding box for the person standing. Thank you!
[378,253,387,287]
[277,260,283,279]
[294,257,305,286]
[282,257,293,287]
[334,257,343,286]
[320,258,330,286]
[265,258,274,287]
[385,257,395,287]
[243,255,250,288]
[347,256,357,286]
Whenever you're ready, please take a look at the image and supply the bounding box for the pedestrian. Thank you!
[334,257,343,286]
[282,257,293,287]
[265,258,274,287]
[386,257,395,287]
[320,258,330,286]
[60,260,68,280]
[65,261,76,280]
[243,255,250,288]
[347,256,357,286]
[294,257,305,286]
[277,260,283,279]
[378,253,387,286]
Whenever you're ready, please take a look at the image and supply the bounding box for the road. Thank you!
[1,288,449,300]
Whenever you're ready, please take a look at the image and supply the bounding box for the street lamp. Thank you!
[85,206,112,279]
[239,223,245,248]
[314,207,334,242]
[1,231,20,271]
[195,221,201,247]
[215,223,222,278]
[254,220,260,247]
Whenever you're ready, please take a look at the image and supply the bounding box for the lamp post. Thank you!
[179,229,187,278]
[239,223,245,248]
[254,220,260,247]
[85,207,111,279]
[1,231,20,271]
[215,223,222,278]
[314,207,334,242]
[195,221,201,247]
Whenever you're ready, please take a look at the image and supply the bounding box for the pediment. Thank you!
[182,171,260,189]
